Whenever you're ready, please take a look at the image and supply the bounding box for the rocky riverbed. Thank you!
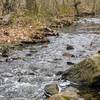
[0,17,100,100]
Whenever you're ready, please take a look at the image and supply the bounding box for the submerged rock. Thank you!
[66,45,74,50]
[63,52,75,58]
[0,45,9,57]
[67,62,75,65]
[44,83,59,97]
[0,95,7,100]
[62,53,100,86]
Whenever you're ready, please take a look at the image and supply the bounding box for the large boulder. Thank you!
[62,53,100,86]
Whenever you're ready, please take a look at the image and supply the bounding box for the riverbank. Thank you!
[0,14,74,44]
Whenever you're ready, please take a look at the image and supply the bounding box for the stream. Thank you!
[0,17,100,100]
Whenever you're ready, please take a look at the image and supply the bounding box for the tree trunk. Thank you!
[73,0,80,16]
[91,0,96,15]
[26,0,38,14]
[2,0,16,15]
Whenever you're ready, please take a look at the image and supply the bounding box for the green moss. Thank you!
[62,96,70,100]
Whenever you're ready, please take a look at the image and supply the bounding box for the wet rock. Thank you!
[48,90,79,100]
[0,95,7,100]
[0,45,9,57]
[5,58,12,62]
[67,62,75,65]
[25,53,32,57]
[66,45,74,50]
[44,83,59,97]
[29,49,37,53]
[56,71,64,76]
[5,57,22,62]
[1,72,13,77]
[62,53,100,86]
[98,51,100,53]
[63,53,75,58]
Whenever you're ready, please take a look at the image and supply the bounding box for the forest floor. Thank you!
[0,15,74,44]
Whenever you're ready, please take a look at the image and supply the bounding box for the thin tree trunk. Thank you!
[92,0,96,15]
[2,0,15,15]
[26,0,38,15]
[73,0,80,16]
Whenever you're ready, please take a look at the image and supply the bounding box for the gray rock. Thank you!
[66,44,74,50]
[44,83,59,97]
[0,95,7,100]
[62,53,100,86]
[1,72,13,77]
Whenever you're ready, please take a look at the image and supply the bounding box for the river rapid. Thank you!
[0,17,100,100]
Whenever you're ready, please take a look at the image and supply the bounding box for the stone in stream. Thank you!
[48,90,79,100]
[56,71,64,76]
[0,95,7,100]
[63,52,75,58]
[0,46,9,57]
[25,53,32,57]
[67,62,75,65]
[62,53,100,86]
[66,45,74,50]
[44,83,59,97]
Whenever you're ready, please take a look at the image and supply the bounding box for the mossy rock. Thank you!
[62,53,100,86]
[63,96,70,100]
[48,91,78,100]
[48,95,70,100]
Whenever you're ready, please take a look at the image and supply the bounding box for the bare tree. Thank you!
[91,0,96,14]
[73,0,81,16]
[26,0,38,15]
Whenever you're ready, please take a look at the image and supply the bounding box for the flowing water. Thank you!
[0,18,100,100]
